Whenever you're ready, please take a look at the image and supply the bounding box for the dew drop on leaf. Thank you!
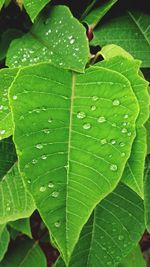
[90,105,96,111]
[110,139,116,145]
[51,191,59,198]
[0,129,6,135]
[118,235,124,241]
[77,111,86,119]
[119,142,125,147]
[121,152,126,157]
[27,179,31,184]
[35,144,43,150]
[40,186,46,192]
[54,221,61,228]
[92,96,99,101]
[83,123,91,130]
[100,139,107,145]
[41,155,47,160]
[112,99,120,106]
[121,128,127,134]
[124,114,129,119]
[127,132,131,136]
[13,95,17,100]
[43,129,50,134]
[97,116,106,123]
[0,105,3,110]
[48,182,54,188]
[32,159,38,164]
[110,164,118,171]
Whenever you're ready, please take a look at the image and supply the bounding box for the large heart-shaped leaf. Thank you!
[54,183,145,267]
[0,164,35,224]
[9,60,139,262]
[6,6,89,73]
[0,225,9,262]
[0,68,18,140]
[95,54,149,197]
[92,10,150,67]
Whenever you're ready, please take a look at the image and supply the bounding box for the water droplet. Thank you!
[110,164,118,171]
[27,179,31,184]
[112,123,116,127]
[13,95,17,100]
[54,221,61,228]
[0,105,3,110]
[41,155,47,160]
[6,206,10,211]
[124,114,128,119]
[121,152,126,157]
[32,159,38,164]
[19,115,24,120]
[48,182,54,188]
[118,235,124,241]
[119,142,125,147]
[77,111,86,119]
[70,39,75,44]
[40,186,46,192]
[90,105,96,111]
[123,122,127,126]
[92,96,99,101]
[97,116,106,123]
[107,261,112,266]
[108,154,112,158]
[43,129,50,134]
[127,132,131,136]
[0,129,5,135]
[35,144,43,149]
[48,118,52,123]
[51,191,59,198]
[110,139,116,145]
[83,123,91,130]
[100,139,107,145]
[121,128,127,134]
[113,99,120,106]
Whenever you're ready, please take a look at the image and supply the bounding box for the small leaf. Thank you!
[0,164,35,224]
[0,0,5,9]
[0,240,47,267]
[83,0,118,29]
[92,10,150,67]
[24,0,50,22]
[9,218,32,238]
[54,183,145,267]
[0,137,17,180]
[9,61,139,262]
[0,68,19,140]
[0,225,9,262]
[95,54,149,197]
[6,6,89,73]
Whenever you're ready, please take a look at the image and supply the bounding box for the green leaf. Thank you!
[6,6,89,73]
[0,164,35,224]
[144,157,150,232]
[0,240,47,267]
[0,0,5,9]
[145,87,150,154]
[9,61,139,263]
[0,225,9,262]
[24,0,50,22]
[100,44,133,61]
[0,29,23,61]
[83,0,118,29]
[92,10,150,67]
[118,245,146,267]
[95,54,149,197]
[54,183,145,267]
[0,137,17,180]
[0,68,18,140]
[9,218,32,238]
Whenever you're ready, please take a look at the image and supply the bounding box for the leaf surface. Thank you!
[92,10,150,67]
[6,6,89,73]
[83,0,118,29]
[0,240,46,267]
[0,68,18,140]
[55,183,145,267]
[0,225,9,262]
[9,61,139,262]
[9,218,32,238]
[118,245,146,267]
[0,164,35,224]
[95,55,149,197]
[23,0,50,22]
[0,0,5,9]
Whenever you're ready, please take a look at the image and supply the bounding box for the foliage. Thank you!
[0,0,149,266]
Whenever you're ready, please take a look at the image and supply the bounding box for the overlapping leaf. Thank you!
[55,183,145,267]
[95,54,149,197]
[0,225,9,262]
[6,5,89,73]
[0,240,47,267]
[9,60,139,262]
[83,0,118,29]
[118,245,146,267]
[9,218,32,238]
[0,68,18,140]
[0,164,35,224]
[92,10,150,67]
